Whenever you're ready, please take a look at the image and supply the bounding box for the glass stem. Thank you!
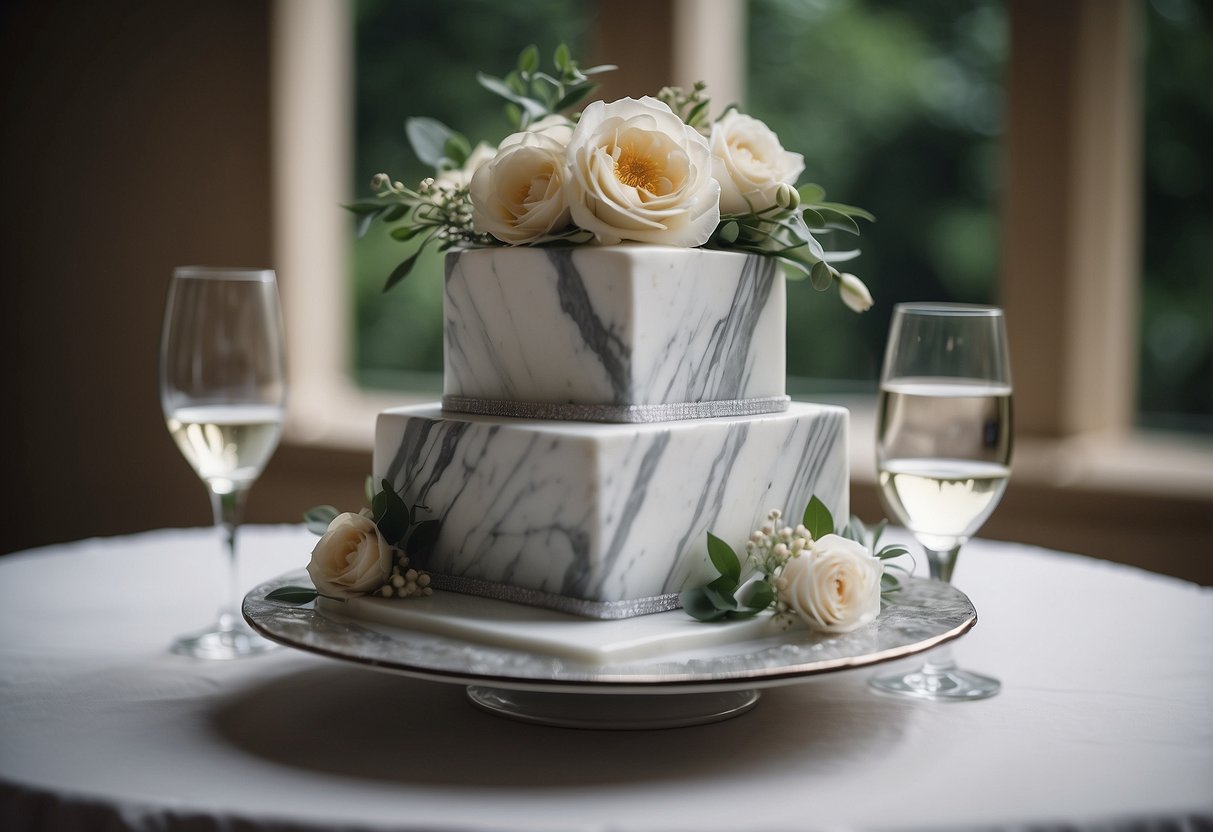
[210,486,249,632]
[925,544,961,584]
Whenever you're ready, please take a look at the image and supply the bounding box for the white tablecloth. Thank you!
[0,526,1210,832]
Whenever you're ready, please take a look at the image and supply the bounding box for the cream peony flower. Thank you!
[838,272,874,313]
[710,111,804,215]
[434,141,497,191]
[470,130,573,244]
[564,96,720,247]
[778,534,882,633]
[306,512,394,599]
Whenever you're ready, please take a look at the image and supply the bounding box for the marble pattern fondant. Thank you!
[443,246,786,411]
[375,403,848,615]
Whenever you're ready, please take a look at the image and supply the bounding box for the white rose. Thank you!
[306,512,394,599]
[778,534,882,633]
[435,141,497,191]
[519,114,574,148]
[710,111,804,215]
[838,272,874,313]
[565,96,721,247]
[470,130,572,245]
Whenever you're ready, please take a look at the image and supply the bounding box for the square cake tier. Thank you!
[374,403,848,618]
[443,246,786,420]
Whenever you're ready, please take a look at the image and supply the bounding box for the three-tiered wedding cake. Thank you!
[372,245,849,619]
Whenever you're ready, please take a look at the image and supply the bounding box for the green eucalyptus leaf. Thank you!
[817,201,875,222]
[265,586,320,605]
[681,587,728,621]
[706,531,741,583]
[504,102,522,129]
[443,133,472,167]
[717,221,740,245]
[686,98,710,127]
[822,249,862,263]
[390,224,426,242]
[553,43,571,72]
[817,207,861,235]
[703,575,740,612]
[344,201,389,215]
[477,73,548,119]
[374,480,411,545]
[870,519,888,548]
[405,519,440,562]
[382,248,424,293]
[382,204,408,223]
[303,505,339,535]
[803,495,835,540]
[582,63,617,76]
[843,515,866,544]
[364,475,376,504]
[798,183,826,204]
[881,572,902,593]
[736,579,774,612]
[405,117,457,169]
[518,44,539,74]
[553,84,594,113]
[809,260,834,291]
[355,208,383,239]
[800,207,826,229]
[876,544,912,560]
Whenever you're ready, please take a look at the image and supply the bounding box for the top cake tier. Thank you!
[442,246,787,422]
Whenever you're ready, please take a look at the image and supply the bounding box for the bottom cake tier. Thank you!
[374,403,848,618]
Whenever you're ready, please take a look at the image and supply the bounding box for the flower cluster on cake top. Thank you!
[347,45,875,313]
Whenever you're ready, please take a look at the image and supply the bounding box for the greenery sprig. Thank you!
[710,184,875,290]
[680,497,911,622]
[477,43,616,130]
[265,478,440,605]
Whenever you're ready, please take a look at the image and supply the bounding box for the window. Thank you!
[1138,0,1212,435]
[274,0,1210,447]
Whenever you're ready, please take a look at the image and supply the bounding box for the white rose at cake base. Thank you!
[564,96,721,247]
[470,131,572,245]
[710,111,805,215]
[777,534,883,633]
[306,513,395,599]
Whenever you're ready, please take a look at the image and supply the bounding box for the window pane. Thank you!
[351,0,593,391]
[1139,0,1213,435]
[747,0,1006,393]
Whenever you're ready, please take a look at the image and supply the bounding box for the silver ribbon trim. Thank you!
[442,394,791,423]
[427,572,681,619]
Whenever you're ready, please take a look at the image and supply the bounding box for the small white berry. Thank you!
[379,585,393,597]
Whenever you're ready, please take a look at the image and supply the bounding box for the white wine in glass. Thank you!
[160,267,286,659]
[869,304,1011,700]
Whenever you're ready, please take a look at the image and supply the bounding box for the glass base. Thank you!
[466,687,760,730]
[171,621,278,660]
[869,663,1000,701]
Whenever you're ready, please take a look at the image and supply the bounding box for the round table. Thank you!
[1,526,1210,831]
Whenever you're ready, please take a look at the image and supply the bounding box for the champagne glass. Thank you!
[869,303,1011,700]
[160,267,286,659]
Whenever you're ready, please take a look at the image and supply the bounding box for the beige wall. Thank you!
[1,1,367,554]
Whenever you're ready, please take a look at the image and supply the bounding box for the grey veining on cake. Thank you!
[375,403,848,615]
[443,246,786,414]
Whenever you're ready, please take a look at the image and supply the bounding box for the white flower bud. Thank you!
[418,574,431,587]
[774,543,789,560]
[838,273,874,313]
[775,182,800,210]
[751,531,765,543]
[796,525,810,539]
[379,585,393,598]
[391,574,405,588]
[371,173,390,190]
[405,569,418,582]
[761,525,773,536]
[768,508,782,521]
